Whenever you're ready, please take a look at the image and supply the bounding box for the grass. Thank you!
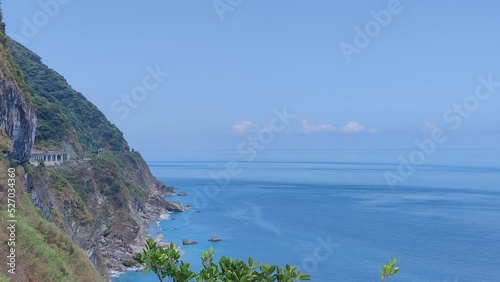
[0,273,10,282]
[0,161,104,282]
[0,129,12,152]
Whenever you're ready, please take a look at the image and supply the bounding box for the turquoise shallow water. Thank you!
[113,149,500,281]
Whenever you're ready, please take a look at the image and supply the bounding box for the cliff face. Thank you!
[2,40,184,277]
[9,138,181,279]
[0,10,182,281]
[8,40,128,156]
[0,46,36,163]
[0,162,106,282]
[24,153,178,275]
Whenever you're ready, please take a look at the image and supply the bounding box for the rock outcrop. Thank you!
[0,9,186,280]
[182,239,198,245]
[0,53,36,164]
[208,236,222,242]
[23,152,183,276]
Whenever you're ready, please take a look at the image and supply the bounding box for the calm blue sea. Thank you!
[113,149,500,282]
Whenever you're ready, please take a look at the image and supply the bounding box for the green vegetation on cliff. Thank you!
[0,128,12,152]
[0,9,102,281]
[7,40,128,155]
[0,7,30,105]
[0,162,104,282]
[0,7,168,280]
[57,151,151,207]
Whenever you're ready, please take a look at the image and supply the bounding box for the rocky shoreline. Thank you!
[107,187,224,281]
[104,184,190,276]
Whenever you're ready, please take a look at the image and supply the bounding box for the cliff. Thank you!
[0,161,105,282]
[0,8,183,281]
[0,22,36,163]
[23,151,179,275]
[8,39,128,157]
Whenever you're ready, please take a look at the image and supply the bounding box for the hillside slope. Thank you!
[0,8,183,281]
[8,40,128,157]
[0,161,105,282]
[0,13,36,164]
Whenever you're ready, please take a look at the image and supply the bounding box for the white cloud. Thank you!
[301,120,371,134]
[339,121,366,134]
[232,121,258,134]
[423,122,440,133]
[301,120,336,134]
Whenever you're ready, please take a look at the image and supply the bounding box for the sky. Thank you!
[2,0,500,151]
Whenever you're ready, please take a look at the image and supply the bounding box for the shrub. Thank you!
[135,238,310,282]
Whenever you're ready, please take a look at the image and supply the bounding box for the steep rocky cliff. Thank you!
[23,151,180,275]
[8,39,128,156]
[0,27,36,163]
[0,8,184,281]
[0,161,105,282]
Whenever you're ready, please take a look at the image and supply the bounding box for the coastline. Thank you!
[130,211,171,254]
[109,211,171,280]
[106,150,500,281]
[110,184,189,280]
[110,213,170,279]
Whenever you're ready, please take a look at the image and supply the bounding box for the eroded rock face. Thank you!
[24,156,184,277]
[25,170,52,220]
[1,35,183,279]
[0,74,36,164]
[149,192,188,212]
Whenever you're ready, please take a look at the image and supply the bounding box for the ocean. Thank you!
[113,149,500,281]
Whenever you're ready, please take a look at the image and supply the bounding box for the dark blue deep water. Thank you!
[113,149,500,281]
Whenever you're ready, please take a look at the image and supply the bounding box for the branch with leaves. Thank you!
[380,258,400,282]
[135,239,310,282]
[135,238,400,282]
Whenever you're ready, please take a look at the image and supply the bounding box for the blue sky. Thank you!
[3,0,500,150]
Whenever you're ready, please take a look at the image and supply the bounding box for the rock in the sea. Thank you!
[182,239,197,245]
[164,201,186,212]
[208,236,221,242]
[177,192,188,196]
